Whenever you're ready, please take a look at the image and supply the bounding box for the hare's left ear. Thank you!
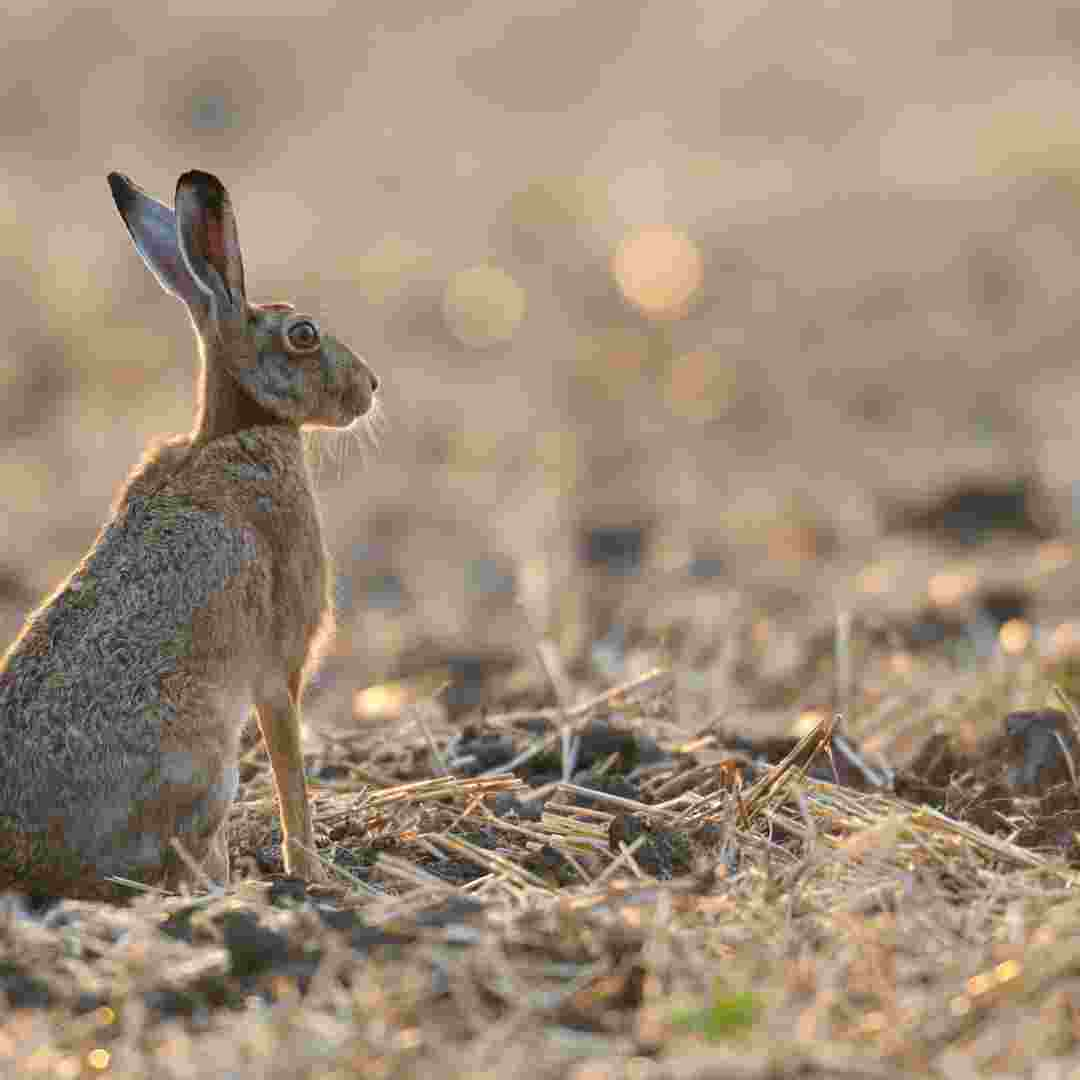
[108,172,210,321]
[174,170,246,313]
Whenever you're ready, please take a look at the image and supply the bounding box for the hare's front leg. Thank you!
[202,823,230,884]
[255,675,328,882]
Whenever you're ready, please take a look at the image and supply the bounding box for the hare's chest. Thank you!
[230,460,323,564]
[250,488,329,625]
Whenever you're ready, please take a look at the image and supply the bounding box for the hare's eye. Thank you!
[286,319,320,352]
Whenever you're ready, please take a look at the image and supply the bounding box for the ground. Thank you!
[6,524,1080,1078]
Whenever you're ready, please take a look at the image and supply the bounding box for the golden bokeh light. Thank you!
[87,1049,111,1071]
[928,567,978,608]
[1037,540,1073,574]
[889,651,914,676]
[442,264,527,348]
[792,708,826,736]
[612,226,703,319]
[767,522,822,563]
[350,233,434,307]
[353,681,411,721]
[1051,621,1080,658]
[857,562,894,595]
[999,618,1032,655]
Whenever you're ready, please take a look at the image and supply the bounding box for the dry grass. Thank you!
[7,647,1080,1079]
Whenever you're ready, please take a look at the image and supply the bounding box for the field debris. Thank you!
[5,649,1080,1078]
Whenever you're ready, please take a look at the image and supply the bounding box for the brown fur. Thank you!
[0,171,377,899]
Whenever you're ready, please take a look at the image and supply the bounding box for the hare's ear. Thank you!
[108,172,210,319]
[174,171,246,314]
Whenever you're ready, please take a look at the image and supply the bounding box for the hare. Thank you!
[0,171,378,900]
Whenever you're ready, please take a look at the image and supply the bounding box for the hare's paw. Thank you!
[283,840,331,884]
[201,825,230,887]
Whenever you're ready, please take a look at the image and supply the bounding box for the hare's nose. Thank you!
[368,370,379,394]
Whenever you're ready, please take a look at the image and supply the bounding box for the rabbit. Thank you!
[0,170,378,900]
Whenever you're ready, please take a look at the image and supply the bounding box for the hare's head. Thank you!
[108,170,377,432]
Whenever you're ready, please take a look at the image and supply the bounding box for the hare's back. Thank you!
[0,491,263,825]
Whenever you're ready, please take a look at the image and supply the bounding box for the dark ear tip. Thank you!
[107,172,135,211]
[176,170,227,210]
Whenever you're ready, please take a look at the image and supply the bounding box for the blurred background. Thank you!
[4,0,1080,733]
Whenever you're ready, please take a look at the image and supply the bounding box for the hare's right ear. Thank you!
[174,170,246,316]
[107,172,209,321]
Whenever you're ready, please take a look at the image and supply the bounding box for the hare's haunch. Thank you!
[0,171,378,899]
